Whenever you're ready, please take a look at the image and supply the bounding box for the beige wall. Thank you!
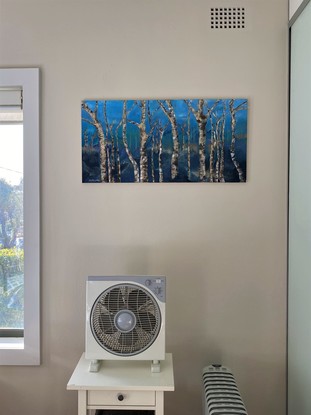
[0,1,288,414]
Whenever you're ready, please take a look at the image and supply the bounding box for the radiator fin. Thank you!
[203,365,248,415]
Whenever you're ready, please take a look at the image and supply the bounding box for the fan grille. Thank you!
[90,284,162,356]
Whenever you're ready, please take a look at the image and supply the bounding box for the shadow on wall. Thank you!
[149,241,215,415]
[72,244,152,277]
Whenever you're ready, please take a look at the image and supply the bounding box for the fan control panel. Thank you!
[143,277,165,302]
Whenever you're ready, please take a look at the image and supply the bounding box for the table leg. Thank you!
[155,391,164,415]
[78,390,87,415]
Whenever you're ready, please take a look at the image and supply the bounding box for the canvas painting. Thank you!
[82,99,247,183]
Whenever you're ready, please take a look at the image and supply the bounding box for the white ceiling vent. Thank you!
[210,6,246,30]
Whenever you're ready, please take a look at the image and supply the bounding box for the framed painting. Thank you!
[82,98,247,183]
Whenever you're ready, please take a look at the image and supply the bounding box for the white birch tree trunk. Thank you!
[139,101,148,182]
[187,109,191,181]
[146,102,161,182]
[184,99,211,181]
[115,142,121,182]
[219,106,226,182]
[158,127,165,183]
[215,116,222,182]
[158,100,179,180]
[104,101,115,182]
[151,135,155,182]
[209,131,215,182]
[197,99,207,181]
[82,102,108,182]
[122,101,139,182]
[229,99,245,182]
[128,101,149,182]
[106,146,112,183]
[157,121,169,183]
[115,122,122,182]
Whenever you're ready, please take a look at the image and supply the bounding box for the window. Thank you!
[0,110,23,336]
[0,69,40,365]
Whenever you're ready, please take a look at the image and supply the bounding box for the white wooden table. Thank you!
[67,353,174,415]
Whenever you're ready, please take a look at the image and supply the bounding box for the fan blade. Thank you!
[119,330,138,346]
[136,311,157,331]
[128,289,149,311]
[103,287,123,313]
[98,313,118,334]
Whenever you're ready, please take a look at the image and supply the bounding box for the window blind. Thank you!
[0,88,23,122]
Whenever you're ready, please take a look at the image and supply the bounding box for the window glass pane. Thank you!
[0,122,24,331]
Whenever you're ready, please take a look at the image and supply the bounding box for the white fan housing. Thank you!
[85,276,166,362]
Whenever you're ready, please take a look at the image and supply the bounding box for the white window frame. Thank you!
[0,68,40,365]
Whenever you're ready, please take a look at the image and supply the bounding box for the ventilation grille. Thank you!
[210,7,246,30]
[91,284,162,356]
[203,365,248,415]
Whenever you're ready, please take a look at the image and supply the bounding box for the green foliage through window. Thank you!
[0,248,24,329]
[0,176,24,329]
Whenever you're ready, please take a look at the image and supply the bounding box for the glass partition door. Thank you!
[288,1,311,413]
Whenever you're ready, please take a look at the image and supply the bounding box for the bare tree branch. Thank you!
[232,100,247,113]
[82,117,96,127]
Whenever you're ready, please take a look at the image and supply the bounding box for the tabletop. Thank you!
[67,353,174,391]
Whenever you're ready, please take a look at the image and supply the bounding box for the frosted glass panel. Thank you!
[288,2,311,414]
[290,0,304,19]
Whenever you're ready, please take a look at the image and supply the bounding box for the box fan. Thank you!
[86,276,166,372]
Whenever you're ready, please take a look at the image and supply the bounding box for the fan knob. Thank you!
[117,394,124,401]
[154,286,162,295]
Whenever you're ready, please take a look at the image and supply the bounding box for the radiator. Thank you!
[202,364,248,415]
